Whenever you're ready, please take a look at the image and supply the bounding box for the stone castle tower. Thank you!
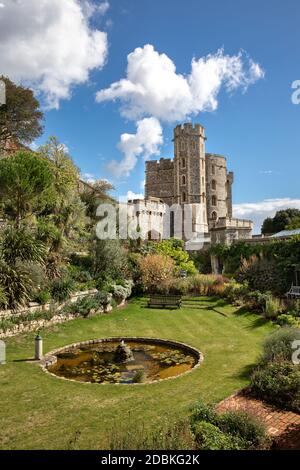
[145,123,235,233]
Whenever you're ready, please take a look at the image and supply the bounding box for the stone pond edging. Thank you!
[40,336,204,386]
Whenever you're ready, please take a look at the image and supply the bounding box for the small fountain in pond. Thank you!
[113,340,134,363]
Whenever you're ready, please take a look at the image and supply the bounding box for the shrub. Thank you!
[190,401,267,450]
[190,401,218,430]
[0,260,33,310]
[260,328,300,364]
[50,277,75,302]
[64,295,102,318]
[276,314,299,327]
[264,295,283,319]
[218,410,268,449]
[138,254,175,292]
[250,362,300,412]
[193,421,243,450]
[33,289,51,305]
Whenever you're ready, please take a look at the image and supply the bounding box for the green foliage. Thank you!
[0,76,43,146]
[190,400,268,450]
[0,259,33,310]
[63,295,103,318]
[92,238,128,282]
[154,239,197,275]
[264,294,283,319]
[212,238,300,295]
[259,327,300,364]
[0,226,46,265]
[251,362,300,412]
[32,289,51,305]
[0,151,54,225]
[50,277,75,302]
[37,136,79,204]
[262,209,300,234]
[189,248,212,274]
[276,314,299,327]
[218,410,267,448]
[192,421,243,450]
[238,255,286,295]
[0,285,8,309]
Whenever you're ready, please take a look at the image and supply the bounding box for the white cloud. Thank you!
[233,198,300,234]
[81,172,97,184]
[96,44,264,122]
[108,117,163,177]
[126,190,144,200]
[0,0,109,109]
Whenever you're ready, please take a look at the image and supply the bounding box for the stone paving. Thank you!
[216,391,300,449]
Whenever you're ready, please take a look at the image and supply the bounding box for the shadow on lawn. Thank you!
[233,306,269,329]
[233,362,257,381]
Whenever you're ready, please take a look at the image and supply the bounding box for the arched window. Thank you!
[212,195,217,206]
[202,192,205,203]
[182,192,186,203]
[211,179,216,190]
[181,174,186,185]
[211,211,217,220]
[212,164,215,175]
[181,158,186,168]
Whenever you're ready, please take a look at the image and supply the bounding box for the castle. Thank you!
[128,122,253,248]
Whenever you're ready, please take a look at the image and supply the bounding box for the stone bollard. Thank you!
[35,334,43,360]
[0,340,6,365]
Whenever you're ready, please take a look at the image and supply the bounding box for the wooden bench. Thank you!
[147,295,182,309]
[286,285,300,299]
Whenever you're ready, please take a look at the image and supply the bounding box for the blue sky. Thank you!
[1,0,300,232]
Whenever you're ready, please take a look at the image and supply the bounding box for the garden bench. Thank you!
[286,285,300,299]
[147,295,182,309]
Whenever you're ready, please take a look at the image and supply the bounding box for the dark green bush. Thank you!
[218,410,268,449]
[50,277,75,302]
[33,289,51,305]
[193,421,243,450]
[0,260,33,310]
[250,362,300,412]
[190,401,267,450]
[63,295,101,318]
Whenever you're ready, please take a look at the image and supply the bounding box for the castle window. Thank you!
[181,158,186,168]
[181,141,185,150]
[182,192,186,203]
[202,192,205,203]
[181,174,186,185]
[211,211,217,220]
[192,141,196,150]
[212,164,216,175]
[212,195,217,206]
[211,179,216,190]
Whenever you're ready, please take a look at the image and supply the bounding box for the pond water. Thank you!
[47,339,199,384]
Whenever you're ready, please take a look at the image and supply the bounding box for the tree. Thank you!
[38,136,79,206]
[0,151,54,226]
[262,209,300,234]
[154,238,197,275]
[80,178,115,221]
[138,253,175,291]
[0,76,43,149]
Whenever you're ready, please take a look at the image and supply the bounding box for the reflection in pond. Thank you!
[48,339,199,384]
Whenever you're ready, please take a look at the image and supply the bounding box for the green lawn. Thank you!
[0,297,274,450]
